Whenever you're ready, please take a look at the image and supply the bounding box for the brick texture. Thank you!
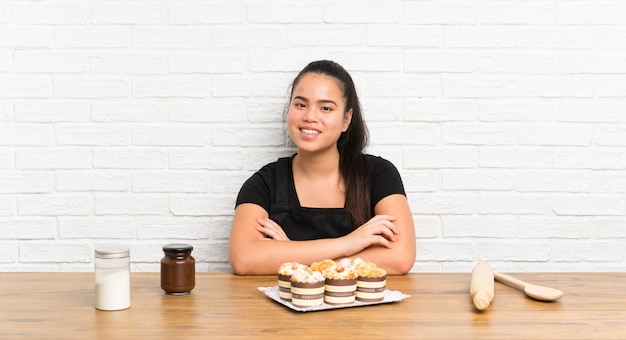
[1,0,625,273]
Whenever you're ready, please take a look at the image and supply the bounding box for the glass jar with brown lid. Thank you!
[160,243,195,295]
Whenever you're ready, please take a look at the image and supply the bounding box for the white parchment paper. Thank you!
[258,286,410,312]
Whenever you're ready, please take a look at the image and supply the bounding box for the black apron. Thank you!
[269,157,355,241]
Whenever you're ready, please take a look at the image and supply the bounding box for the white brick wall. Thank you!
[1,0,625,273]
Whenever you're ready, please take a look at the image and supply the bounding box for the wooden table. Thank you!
[1,272,625,339]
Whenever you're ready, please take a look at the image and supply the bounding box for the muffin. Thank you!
[355,262,387,302]
[310,259,336,273]
[290,266,325,308]
[322,263,358,305]
[277,262,304,301]
[337,257,364,270]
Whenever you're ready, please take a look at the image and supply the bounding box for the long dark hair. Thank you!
[289,60,370,227]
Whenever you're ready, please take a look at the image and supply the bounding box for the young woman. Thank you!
[229,60,416,275]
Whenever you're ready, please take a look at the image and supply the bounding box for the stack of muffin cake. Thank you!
[277,258,387,308]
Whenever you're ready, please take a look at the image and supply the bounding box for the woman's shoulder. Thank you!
[248,155,293,181]
[365,154,398,170]
[236,156,291,207]
[250,157,283,179]
[365,153,403,182]
[365,154,406,199]
[257,158,279,173]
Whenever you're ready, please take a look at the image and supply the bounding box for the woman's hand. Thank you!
[256,217,291,241]
[341,215,399,256]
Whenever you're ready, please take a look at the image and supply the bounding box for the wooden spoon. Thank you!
[494,272,563,301]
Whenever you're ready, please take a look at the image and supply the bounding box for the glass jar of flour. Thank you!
[94,245,131,311]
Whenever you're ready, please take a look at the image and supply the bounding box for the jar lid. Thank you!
[95,245,130,259]
[163,243,193,252]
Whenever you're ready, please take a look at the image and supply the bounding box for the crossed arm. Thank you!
[228,194,416,275]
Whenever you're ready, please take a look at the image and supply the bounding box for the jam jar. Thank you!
[160,243,195,295]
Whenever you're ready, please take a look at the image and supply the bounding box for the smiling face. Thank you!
[287,73,353,155]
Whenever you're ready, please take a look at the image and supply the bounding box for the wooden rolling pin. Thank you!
[470,261,494,311]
